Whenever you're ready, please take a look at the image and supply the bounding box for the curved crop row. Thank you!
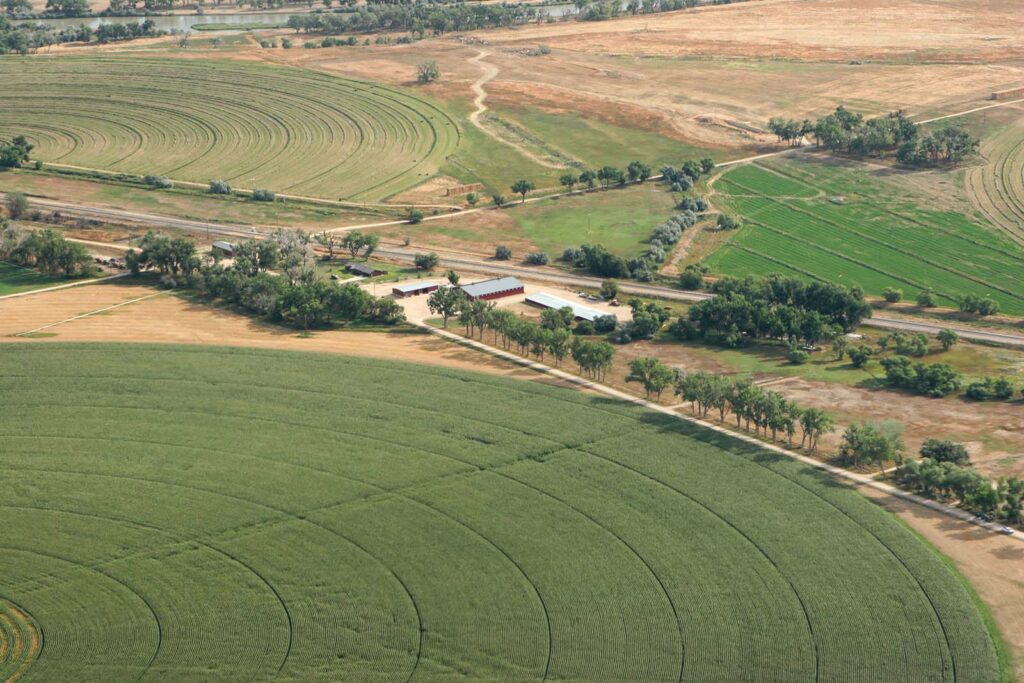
[0,344,1002,681]
[0,56,460,201]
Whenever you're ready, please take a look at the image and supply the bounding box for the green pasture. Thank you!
[707,160,1024,314]
[0,261,73,296]
[499,107,717,170]
[0,56,460,202]
[511,182,677,257]
[0,343,1005,681]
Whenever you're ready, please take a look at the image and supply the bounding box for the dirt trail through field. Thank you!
[467,50,564,169]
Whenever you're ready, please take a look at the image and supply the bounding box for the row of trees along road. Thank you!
[768,106,978,165]
[428,287,617,379]
[127,230,404,329]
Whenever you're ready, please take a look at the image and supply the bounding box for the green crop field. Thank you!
[0,343,1004,681]
[512,183,678,257]
[706,160,1024,314]
[0,261,72,296]
[0,56,460,201]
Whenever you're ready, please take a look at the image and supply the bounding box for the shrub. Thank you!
[593,314,618,333]
[413,252,438,270]
[599,279,618,300]
[525,251,549,265]
[846,344,874,368]
[883,287,902,303]
[787,347,810,364]
[920,439,969,465]
[208,179,232,195]
[252,189,276,202]
[494,245,512,260]
[144,175,173,189]
[916,288,936,307]
[6,192,28,220]
[574,320,595,335]
[407,208,424,224]
[716,213,739,230]
[281,38,292,48]
[678,264,706,290]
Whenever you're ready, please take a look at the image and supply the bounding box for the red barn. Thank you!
[460,276,525,301]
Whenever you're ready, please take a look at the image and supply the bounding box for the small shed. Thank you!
[525,292,607,322]
[460,276,525,301]
[393,281,439,298]
[212,241,235,258]
[346,262,387,277]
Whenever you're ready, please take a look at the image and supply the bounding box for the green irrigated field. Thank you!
[707,160,1024,314]
[0,56,460,201]
[0,343,1004,681]
[0,261,70,296]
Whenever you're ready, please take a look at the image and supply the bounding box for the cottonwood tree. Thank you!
[626,357,675,400]
[938,328,959,352]
[559,173,578,193]
[414,252,439,270]
[839,421,905,473]
[315,231,339,259]
[427,286,464,328]
[511,179,535,203]
[798,408,834,452]
[416,60,440,83]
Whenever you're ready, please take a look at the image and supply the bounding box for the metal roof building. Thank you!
[346,262,387,277]
[460,276,524,301]
[525,292,608,322]
[392,281,439,298]
[212,241,235,256]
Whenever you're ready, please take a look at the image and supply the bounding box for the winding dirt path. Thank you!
[467,50,565,169]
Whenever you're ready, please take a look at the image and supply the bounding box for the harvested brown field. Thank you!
[0,282,569,385]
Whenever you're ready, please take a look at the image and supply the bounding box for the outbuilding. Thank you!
[212,241,235,258]
[392,281,439,298]
[346,262,387,277]
[525,292,607,322]
[460,276,525,301]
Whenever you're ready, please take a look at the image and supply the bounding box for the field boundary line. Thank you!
[423,325,1024,546]
[13,290,166,337]
[0,272,130,301]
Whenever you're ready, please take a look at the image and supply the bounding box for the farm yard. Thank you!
[705,158,1024,314]
[0,343,1006,681]
[0,56,460,202]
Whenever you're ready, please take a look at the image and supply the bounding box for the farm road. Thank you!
[424,322,1024,545]
[13,193,1024,349]
[468,50,565,169]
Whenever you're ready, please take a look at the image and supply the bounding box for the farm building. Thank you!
[392,281,439,298]
[460,276,525,301]
[212,241,235,258]
[346,262,387,277]
[526,292,608,322]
